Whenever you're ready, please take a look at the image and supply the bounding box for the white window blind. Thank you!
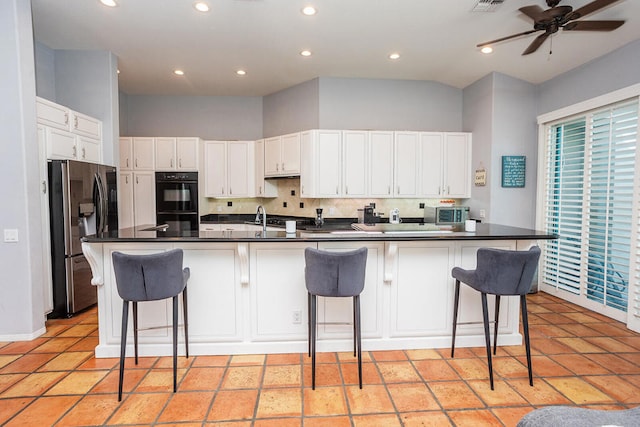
[542,99,638,318]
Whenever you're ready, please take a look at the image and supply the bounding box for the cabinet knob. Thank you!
[388,186,390,195]
[179,159,182,168]
[136,176,139,184]
[259,186,262,195]
[170,158,173,168]
[276,164,279,172]
[125,175,129,184]
[42,180,47,194]
[126,158,129,168]
[281,162,285,171]
[397,186,400,194]
[72,146,77,157]
[64,112,69,125]
[74,116,78,129]
[82,148,86,159]
[230,188,233,195]
[336,186,339,195]
[447,186,450,195]
[135,158,138,168]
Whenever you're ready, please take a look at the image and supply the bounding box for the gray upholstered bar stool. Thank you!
[304,247,368,389]
[451,246,540,390]
[111,249,190,401]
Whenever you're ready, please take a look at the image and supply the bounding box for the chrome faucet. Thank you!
[255,205,267,233]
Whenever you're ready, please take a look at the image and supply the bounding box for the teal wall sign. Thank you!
[501,156,526,188]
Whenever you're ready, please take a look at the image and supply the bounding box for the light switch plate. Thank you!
[4,229,18,242]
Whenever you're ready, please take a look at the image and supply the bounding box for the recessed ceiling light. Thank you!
[302,6,316,16]
[193,2,210,12]
[174,69,185,76]
[300,50,312,57]
[389,53,400,60]
[236,70,247,76]
[99,0,117,7]
[480,46,493,54]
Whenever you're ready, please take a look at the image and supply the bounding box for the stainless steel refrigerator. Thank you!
[48,160,118,318]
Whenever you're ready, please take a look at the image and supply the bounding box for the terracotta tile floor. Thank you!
[1,292,640,426]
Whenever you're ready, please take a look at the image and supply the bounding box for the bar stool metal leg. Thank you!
[521,295,533,386]
[133,301,139,365]
[172,295,178,392]
[118,300,129,402]
[354,295,362,389]
[481,293,494,390]
[493,295,501,355]
[451,279,461,358]
[310,293,317,390]
[183,286,189,359]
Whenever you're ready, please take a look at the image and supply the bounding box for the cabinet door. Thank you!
[70,111,101,139]
[133,172,156,226]
[78,136,102,164]
[264,136,281,176]
[390,242,455,337]
[227,141,249,197]
[254,139,277,197]
[133,137,155,170]
[420,132,444,197]
[280,133,301,175]
[204,141,227,197]
[369,131,394,197]
[118,172,134,229]
[444,133,472,198]
[46,127,77,160]
[177,137,199,171]
[36,97,69,131]
[316,130,342,197]
[394,132,419,197]
[343,131,367,197]
[299,131,314,197]
[155,137,177,170]
[119,137,133,170]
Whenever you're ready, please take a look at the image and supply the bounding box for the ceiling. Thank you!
[31,0,640,97]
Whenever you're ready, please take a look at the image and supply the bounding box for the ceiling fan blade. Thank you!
[563,20,624,31]
[477,29,540,47]
[519,5,546,21]
[522,32,550,55]
[569,0,620,20]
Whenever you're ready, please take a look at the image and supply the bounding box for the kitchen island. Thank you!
[82,223,555,358]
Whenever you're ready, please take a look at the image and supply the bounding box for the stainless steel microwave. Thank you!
[435,206,469,224]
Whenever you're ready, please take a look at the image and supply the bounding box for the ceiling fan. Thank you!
[477,0,625,55]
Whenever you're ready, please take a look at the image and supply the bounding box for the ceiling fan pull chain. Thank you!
[548,35,553,59]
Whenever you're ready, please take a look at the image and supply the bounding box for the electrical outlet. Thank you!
[329,207,335,215]
[479,209,486,218]
[292,310,302,324]
[419,203,425,209]
[4,229,18,243]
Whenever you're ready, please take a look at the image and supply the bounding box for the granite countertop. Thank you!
[83,222,557,243]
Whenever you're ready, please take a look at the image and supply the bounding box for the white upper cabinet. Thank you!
[36,97,102,164]
[254,139,278,198]
[419,132,445,197]
[300,130,367,198]
[443,133,472,198]
[204,140,255,198]
[368,131,394,198]
[155,137,200,171]
[394,132,420,197]
[132,137,155,170]
[119,137,133,170]
[343,130,368,198]
[264,133,301,177]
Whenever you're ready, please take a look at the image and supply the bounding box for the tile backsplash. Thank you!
[203,178,461,220]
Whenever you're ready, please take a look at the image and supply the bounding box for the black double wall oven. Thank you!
[155,172,199,232]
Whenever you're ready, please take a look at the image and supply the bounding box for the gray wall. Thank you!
[54,50,120,166]
[462,73,537,228]
[538,39,640,115]
[0,0,45,338]
[318,77,463,131]
[122,95,263,140]
[263,78,319,137]
[463,74,493,222]
[489,73,538,228]
[34,41,55,100]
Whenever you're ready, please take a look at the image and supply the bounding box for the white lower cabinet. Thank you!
[249,242,314,342]
[388,241,455,337]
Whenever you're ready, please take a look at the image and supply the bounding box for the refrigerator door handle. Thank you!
[94,172,106,234]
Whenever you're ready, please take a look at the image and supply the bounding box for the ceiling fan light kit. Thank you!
[476,0,625,55]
